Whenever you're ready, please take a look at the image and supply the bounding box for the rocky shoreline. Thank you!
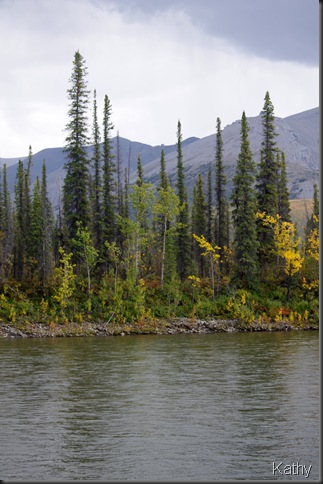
[0,317,318,339]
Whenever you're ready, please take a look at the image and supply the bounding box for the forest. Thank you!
[0,51,319,331]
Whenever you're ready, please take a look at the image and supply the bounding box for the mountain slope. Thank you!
[140,107,319,200]
[1,107,319,208]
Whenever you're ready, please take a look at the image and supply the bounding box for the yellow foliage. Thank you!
[9,305,16,323]
[0,293,7,307]
[188,275,201,287]
[256,212,304,277]
[302,277,319,291]
[52,247,76,310]
[74,312,84,323]
[39,298,48,312]
[192,234,220,262]
[226,298,233,312]
[306,215,319,262]
[274,308,283,322]
[240,292,247,305]
[256,211,279,225]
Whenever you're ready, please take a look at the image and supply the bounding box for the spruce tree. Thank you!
[29,177,43,278]
[0,167,2,235]
[154,149,170,271]
[134,154,150,232]
[305,184,319,245]
[41,160,54,287]
[114,131,125,251]
[24,146,33,252]
[116,131,123,216]
[91,88,102,250]
[214,117,229,266]
[63,50,91,244]
[13,160,25,280]
[256,91,279,268]
[231,111,259,288]
[175,120,191,281]
[277,150,291,222]
[159,149,168,190]
[192,174,207,277]
[207,167,213,243]
[119,144,131,221]
[0,164,13,278]
[136,153,144,187]
[302,183,319,298]
[123,167,130,220]
[102,94,116,247]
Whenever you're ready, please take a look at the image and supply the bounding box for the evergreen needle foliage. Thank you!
[0,53,318,328]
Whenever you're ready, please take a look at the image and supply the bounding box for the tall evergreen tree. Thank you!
[134,154,150,233]
[24,146,33,256]
[0,167,2,235]
[0,164,13,278]
[159,149,168,190]
[153,149,170,270]
[91,88,102,250]
[192,174,207,277]
[305,183,319,245]
[136,153,144,187]
[63,50,91,244]
[207,167,213,243]
[123,167,130,220]
[214,117,229,266]
[13,160,25,280]
[121,144,131,221]
[41,160,54,287]
[277,150,291,222]
[231,111,259,288]
[175,120,191,281]
[256,91,279,267]
[102,94,116,247]
[29,177,43,276]
[193,175,207,236]
[116,131,123,216]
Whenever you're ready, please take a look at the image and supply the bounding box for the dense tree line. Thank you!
[0,51,319,326]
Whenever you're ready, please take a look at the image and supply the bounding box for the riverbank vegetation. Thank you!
[0,52,319,333]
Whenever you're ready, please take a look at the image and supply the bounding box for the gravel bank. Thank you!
[0,317,318,339]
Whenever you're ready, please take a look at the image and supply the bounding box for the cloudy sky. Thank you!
[0,0,319,158]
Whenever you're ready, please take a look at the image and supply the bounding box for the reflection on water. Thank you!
[0,331,319,480]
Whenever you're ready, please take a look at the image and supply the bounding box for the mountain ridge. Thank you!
[1,106,319,208]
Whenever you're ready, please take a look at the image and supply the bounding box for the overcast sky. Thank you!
[0,0,319,158]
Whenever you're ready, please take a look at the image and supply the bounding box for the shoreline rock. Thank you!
[0,317,318,339]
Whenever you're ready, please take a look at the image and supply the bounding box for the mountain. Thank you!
[1,107,319,210]
[138,107,319,201]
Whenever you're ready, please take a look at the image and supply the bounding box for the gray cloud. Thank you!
[0,0,319,157]
[109,0,318,66]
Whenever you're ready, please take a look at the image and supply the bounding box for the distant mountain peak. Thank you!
[3,107,319,206]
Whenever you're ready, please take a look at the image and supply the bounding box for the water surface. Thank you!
[0,331,319,480]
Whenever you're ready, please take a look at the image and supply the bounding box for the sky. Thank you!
[0,0,319,158]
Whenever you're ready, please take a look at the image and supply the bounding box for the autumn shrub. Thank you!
[194,298,217,319]
[292,298,319,323]
[209,295,231,317]
[267,286,286,301]
[0,293,11,321]
[15,298,36,318]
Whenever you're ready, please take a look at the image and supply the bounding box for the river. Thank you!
[0,330,319,481]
